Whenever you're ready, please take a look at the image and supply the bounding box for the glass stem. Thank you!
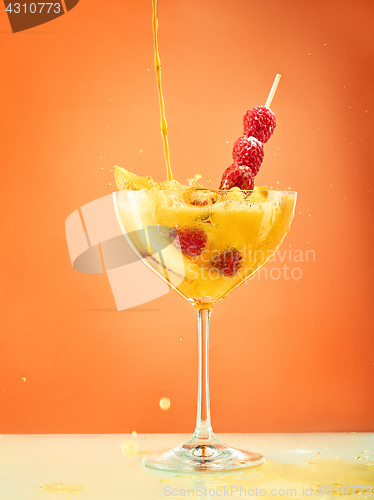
[194,307,214,440]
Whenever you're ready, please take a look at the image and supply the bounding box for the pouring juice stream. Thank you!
[152,0,172,181]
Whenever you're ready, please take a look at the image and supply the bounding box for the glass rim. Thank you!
[114,188,297,195]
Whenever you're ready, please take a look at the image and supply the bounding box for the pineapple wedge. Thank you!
[114,166,154,190]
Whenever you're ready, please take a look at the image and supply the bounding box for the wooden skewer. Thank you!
[265,74,281,108]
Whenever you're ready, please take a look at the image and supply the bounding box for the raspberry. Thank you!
[174,227,207,257]
[211,249,243,277]
[219,163,254,190]
[243,105,276,144]
[232,136,264,175]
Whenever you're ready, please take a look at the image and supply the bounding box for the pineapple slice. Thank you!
[114,166,154,190]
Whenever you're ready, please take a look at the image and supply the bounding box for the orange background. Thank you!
[0,0,373,434]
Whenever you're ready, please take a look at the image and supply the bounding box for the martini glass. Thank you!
[113,187,296,471]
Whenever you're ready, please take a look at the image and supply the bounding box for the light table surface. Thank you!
[0,433,373,499]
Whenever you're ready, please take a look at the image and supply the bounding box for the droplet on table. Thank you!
[159,397,171,411]
[132,430,137,437]
[39,482,86,493]
[121,440,138,455]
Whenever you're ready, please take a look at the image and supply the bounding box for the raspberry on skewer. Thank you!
[232,136,264,175]
[219,74,281,191]
[219,163,254,190]
[243,106,276,144]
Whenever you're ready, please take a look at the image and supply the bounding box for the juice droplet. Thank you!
[39,482,86,493]
[187,174,202,186]
[121,440,138,455]
[152,0,172,180]
[159,397,171,410]
[21,377,26,382]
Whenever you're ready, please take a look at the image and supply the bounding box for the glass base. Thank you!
[142,434,265,472]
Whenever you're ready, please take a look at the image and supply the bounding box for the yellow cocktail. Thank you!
[114,186,296,309]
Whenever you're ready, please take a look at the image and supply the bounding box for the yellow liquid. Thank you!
[115,188,296,308]
[152,0,172,181]
[159,459,374,497]
[39,482,87,493]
